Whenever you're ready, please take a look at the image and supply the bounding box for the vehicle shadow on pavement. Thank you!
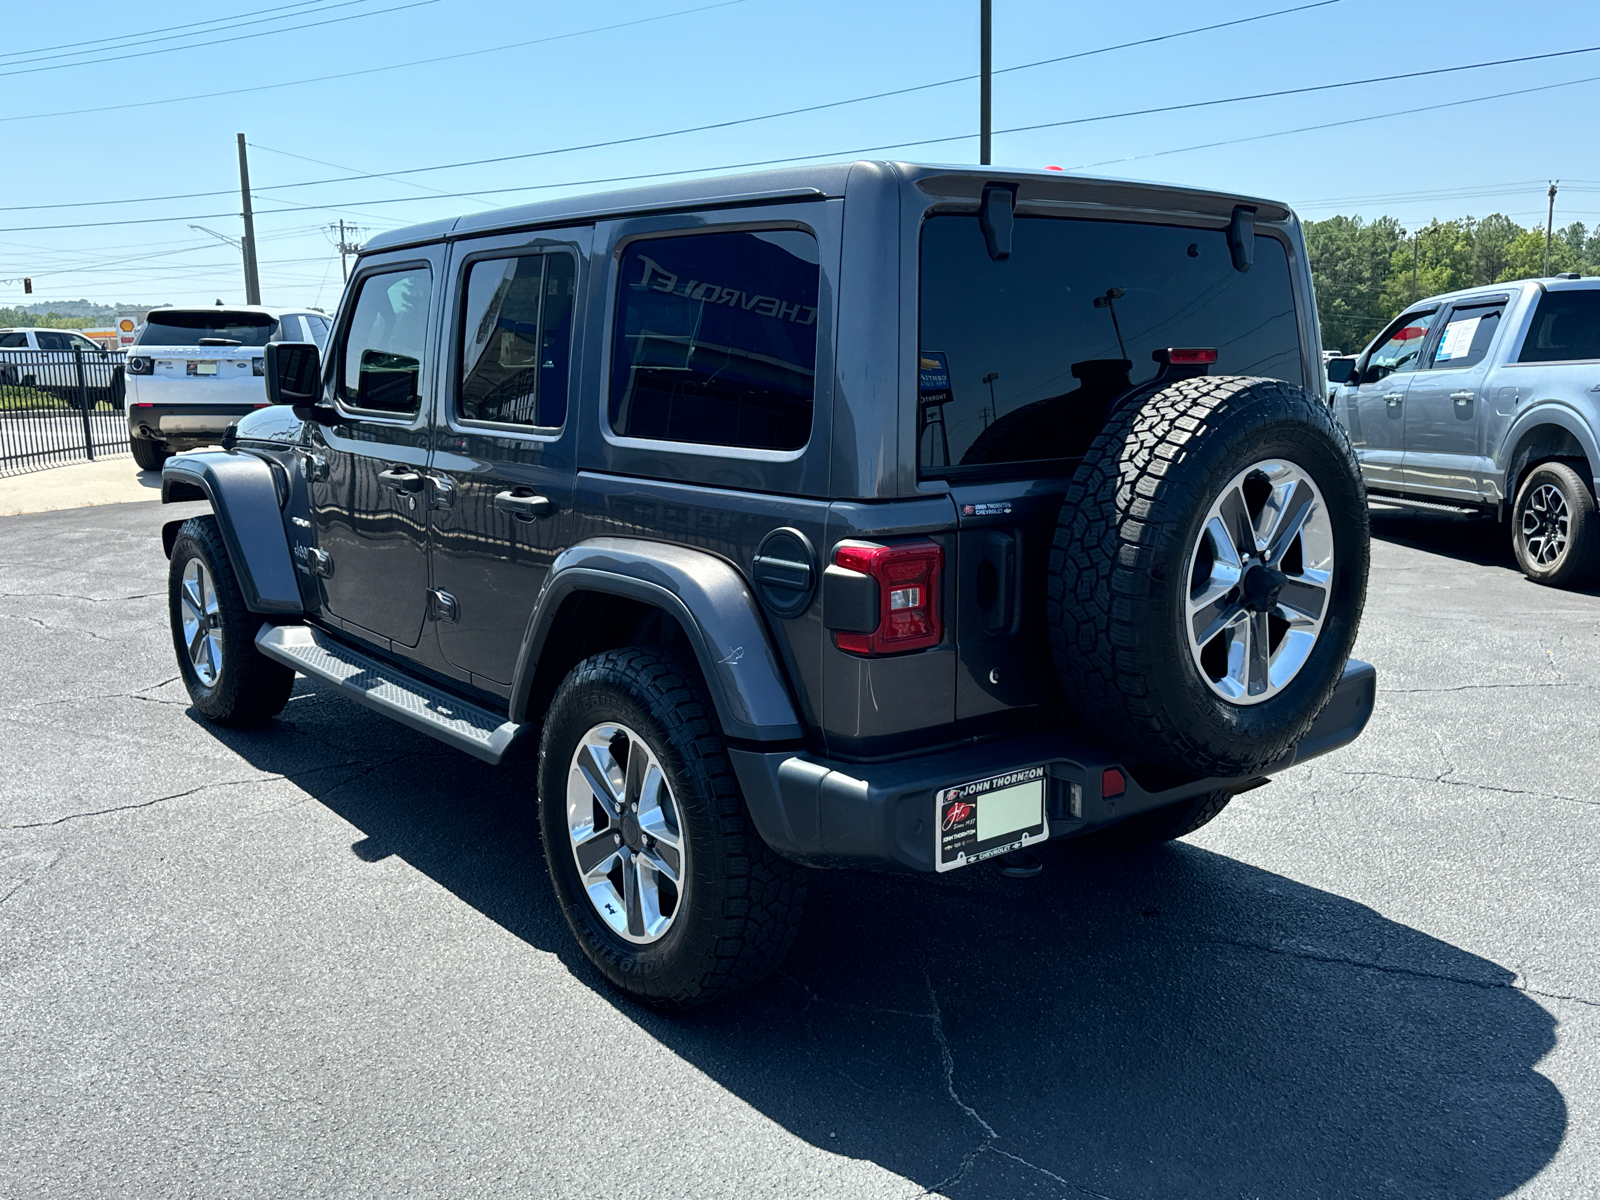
[207,686,1566,1200]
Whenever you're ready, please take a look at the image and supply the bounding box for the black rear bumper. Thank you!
[729,658,1377,871]
[128,402,262,448]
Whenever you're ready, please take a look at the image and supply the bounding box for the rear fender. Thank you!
[160,451,302,615]
[511,537,803,743]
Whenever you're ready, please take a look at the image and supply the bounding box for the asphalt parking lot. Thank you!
[2,498,1597,1199]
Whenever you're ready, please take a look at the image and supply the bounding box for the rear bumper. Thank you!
[128,402,263,447]
[729,658,1377,871]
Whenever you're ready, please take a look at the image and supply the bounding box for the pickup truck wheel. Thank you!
[131,436,169,471]
[1511,462,1600,588]
[539,648,806,1009]
[168,516,295,725]
[1080,789,1233,851]
[1050,375,1369,776]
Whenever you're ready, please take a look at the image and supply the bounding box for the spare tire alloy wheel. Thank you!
[566,723,686,945]
[1186,460,1333,703]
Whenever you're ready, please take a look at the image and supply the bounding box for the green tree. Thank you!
[1303,214,1404,354]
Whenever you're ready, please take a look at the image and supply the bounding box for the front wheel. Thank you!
[538,647,806,1008]
[1512,462,1599,588]
[168,515,295,725]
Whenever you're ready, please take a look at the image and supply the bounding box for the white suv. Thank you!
[125,305,330,469]
[0,327,125,406]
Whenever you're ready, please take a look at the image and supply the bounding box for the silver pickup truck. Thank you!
[1327,276,1600,587]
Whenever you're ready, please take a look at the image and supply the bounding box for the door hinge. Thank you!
[428,588,459,623]
[300,451,329,482]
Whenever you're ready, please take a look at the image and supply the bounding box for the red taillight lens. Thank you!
[832,540,943,655]
[1164,347,1218,365]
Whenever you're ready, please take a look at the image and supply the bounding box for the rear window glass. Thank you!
[918,215,1301,473]
[609,229,819,451]
[137,310,277,348]
[0,332,26,348]
[1519,290,1600,363]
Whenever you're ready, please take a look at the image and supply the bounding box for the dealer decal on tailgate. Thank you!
[936,765,1048,872]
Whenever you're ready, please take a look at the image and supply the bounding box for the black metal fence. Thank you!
[0,349,130,476]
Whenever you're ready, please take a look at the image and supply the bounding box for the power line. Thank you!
[1060,72,1600,177]
[0,0,439,80]
[0,0,328,60]
[0,0,1338,214]
[0,0,752,125]
[15,0,374,69]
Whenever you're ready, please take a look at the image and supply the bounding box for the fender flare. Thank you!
[160,451,302,615]
[511,537,803,743]
[1496,402,1600,495]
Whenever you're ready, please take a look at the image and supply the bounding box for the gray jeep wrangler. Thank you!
[159,162,1376,1007]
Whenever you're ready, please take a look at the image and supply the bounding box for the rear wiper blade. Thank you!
[197,337,242,346]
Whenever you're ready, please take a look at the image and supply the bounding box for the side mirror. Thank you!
[265,341,321,406]
[1325,356,1357,385]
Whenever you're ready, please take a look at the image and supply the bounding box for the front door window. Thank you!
[340,267,431,415]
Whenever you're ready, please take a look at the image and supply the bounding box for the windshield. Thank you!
[918,214,1301,473]
[136,310,277,348]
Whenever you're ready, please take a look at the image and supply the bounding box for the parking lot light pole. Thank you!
[980,0,991,165]
[237,134,261,305]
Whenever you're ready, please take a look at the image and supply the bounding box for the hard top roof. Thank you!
[362,160,1293,255]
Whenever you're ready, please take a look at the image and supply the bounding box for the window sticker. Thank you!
[1436,316,1481,363]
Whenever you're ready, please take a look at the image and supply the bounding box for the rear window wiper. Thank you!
[197,337,243,346]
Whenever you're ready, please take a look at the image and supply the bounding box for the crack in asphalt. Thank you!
[0,591,162,603]
[0,677,187,715]
[925,972,996,1139]
[1384,681,1594,694]
[3,612,117,643]
[2,760,376,830]
[1335,768,1599,809]
[1195,934,1600,1009]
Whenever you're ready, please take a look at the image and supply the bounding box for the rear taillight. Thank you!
[829,540,943,655]
[126,356,153,375]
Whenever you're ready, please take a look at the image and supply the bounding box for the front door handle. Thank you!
[1451,391,1475,405]
[1384,392,1404,405]
[494,490,554,520]
[377,467,424,493]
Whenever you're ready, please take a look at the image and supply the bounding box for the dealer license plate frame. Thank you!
[934,765,1048,872]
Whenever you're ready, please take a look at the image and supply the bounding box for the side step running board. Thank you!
[1367,493,1483,516]
[255,623,525,765]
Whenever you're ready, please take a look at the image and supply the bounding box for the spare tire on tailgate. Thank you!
[1048,375,1369,777]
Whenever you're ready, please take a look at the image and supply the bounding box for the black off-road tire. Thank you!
[131,435,170,471]
[1078,789,1233,851]
[538,647,806,1009]
[1511,462,1600,589]
[168,515,295,725]
[1049,375,1369,776]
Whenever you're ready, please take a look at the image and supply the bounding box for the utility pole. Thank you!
[1544,180,1559,276]
[329,219,364,282]
[979,0,992,165]
[1411,230,1419,303]
[236,133,261,304]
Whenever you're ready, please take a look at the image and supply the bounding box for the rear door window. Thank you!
[338,266,432,416]
[458,252,577,429]
[0,332,27,348]
[1519,290,1600,362]
[35,332,70,351]
[609,229,819,451]
[1426,301,1504,370]
[918,215,1301,473]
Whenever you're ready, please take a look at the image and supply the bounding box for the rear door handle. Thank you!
[1451,391,1475,405]
[494,490,554,520]
[377,467,424,493]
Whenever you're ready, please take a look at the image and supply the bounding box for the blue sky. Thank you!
[3,0,1598,311]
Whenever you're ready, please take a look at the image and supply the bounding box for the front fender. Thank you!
[512,537,803,743]
[161,452,302,615]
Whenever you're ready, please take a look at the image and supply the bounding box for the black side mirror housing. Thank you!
[265,341,321,406]
[1325,356,1357,385]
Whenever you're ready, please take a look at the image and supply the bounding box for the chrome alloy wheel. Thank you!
[178,557,224,687]
[1185,459,1335,705]
[1520,483,1570,566]
[565,723,686,945]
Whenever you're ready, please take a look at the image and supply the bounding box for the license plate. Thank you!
[188,361,218,376]
[935,766,1048,872]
